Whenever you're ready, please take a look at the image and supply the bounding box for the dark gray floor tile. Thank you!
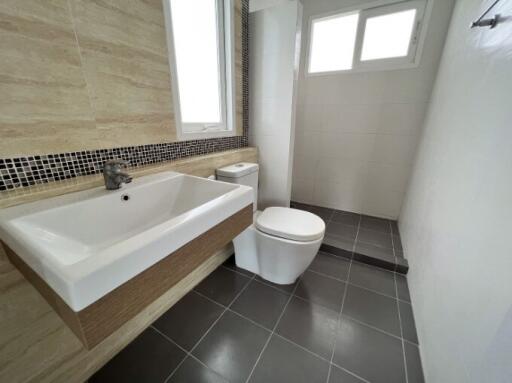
[194,266,251,306]
[249,335,330,383]
[333,318,406,383]
[309,205,334,221]
[360,216,391,233]
[309,251,350,280]
[396,274,411,302]
[231,280,289,330]
[276,296,338,359]
[349,262,396,297]
[193,311,270,383]
[399,301,418,344]
[255,275,298,294]
[404,341,425,383]
[153,292,224,351]
[168,356,229,383]
[322,235,354,258]
[290,201,312,211]
[343,285,401,336]
[90,327,186,383]
[331,211,360,226]
[326,222,358,241]
[390,220,399,233]
[223,255,254,277]
[357,228,393,249]
[328,365,366,383]
[393,235,403,252]
[395,257,409,274]
[353,242,396,270]
[295,271,346,312]
[354,242,394,259]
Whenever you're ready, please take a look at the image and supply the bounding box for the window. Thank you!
[309,12,359,73]
[308,0,427,74]
[164,0,235,140]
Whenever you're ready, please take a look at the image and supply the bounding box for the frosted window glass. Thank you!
[170,0,222,123]
[361,9,416,61]
[309,13,359,73]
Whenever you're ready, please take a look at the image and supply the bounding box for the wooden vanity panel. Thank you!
[2,204,252,349]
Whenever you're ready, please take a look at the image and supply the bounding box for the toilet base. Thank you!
[233,217,323,285]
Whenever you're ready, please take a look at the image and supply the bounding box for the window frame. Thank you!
[163,0,236,141]
[306,0,430,76]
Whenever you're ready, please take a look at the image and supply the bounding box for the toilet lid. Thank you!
[255,207,325,242]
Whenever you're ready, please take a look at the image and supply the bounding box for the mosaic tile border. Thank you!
[0,0,249,192]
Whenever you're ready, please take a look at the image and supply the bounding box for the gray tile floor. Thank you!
[291,201,407,273]
[91,253,423,383]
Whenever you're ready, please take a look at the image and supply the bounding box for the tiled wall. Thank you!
[248,0,301,208]
[0,0,249,191]
[399,0,512,381]
[292,0,455,218]
[0,0,243,158]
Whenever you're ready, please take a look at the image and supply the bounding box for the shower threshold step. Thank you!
[290,201,408,274]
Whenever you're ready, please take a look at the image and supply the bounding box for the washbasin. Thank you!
[0,171,253,312]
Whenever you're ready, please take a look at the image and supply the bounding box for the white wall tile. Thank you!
[291,176,314,203]
[400,0,512,381]
[291,0,455,218]
[249,1,301,209]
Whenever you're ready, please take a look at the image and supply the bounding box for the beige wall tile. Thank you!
[0,0,244,157]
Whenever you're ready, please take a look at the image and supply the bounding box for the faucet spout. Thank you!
[103,160,132,190]
[116,172,132,184]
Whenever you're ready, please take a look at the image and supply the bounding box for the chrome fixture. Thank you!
[471,0,502,29]
[103,160,132,190]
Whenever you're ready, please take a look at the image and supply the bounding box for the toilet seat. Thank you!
[255,207,325,242]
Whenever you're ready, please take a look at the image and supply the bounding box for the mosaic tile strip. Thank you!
[0,0,249,192]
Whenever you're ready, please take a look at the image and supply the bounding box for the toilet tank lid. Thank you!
[256,207,325,242]
[216,162,259,178]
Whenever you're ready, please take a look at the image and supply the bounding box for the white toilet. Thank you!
[216,163,325,285]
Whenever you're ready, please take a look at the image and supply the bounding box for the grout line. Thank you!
[221,262,297,298]
[340,313,403,342]
[273,332,331,362]
[290,293,340,314]
[221,264,254,278]
[243,279,301,383]
[247,276,297,296]
[305,267,410,303]
[306,268,349,283]
[218,314,371,383]
[214,258,411,341]
[164,274,255,382]
[227,308,273,332]
[395,273,409,383]
[192,290,228,309]
[351,258,397,274]
[329,362,371,383]
[193,277,372,382]
[151,326,228,382]
[404,339,420,347]
[325,215,360,383]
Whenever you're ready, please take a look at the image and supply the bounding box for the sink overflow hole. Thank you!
[121,194,130,202]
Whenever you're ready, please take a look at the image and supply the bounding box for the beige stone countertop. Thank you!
[0,147,258,209]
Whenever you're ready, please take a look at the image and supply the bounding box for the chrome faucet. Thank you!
[102,160,132,190]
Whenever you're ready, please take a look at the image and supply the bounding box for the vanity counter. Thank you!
[0,147,257,383]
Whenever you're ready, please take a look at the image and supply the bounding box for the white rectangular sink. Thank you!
[0,172,253,311]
